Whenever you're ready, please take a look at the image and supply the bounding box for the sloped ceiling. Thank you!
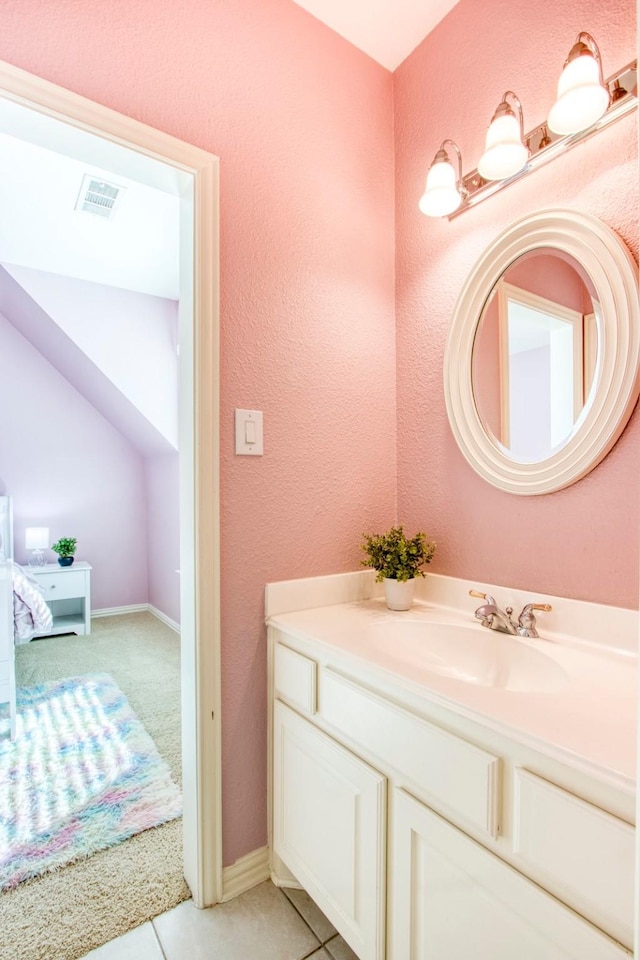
[0,267,175,456]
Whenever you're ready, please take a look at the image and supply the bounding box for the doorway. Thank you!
[0,59,221,908]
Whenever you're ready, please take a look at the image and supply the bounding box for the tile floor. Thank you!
[79,881,359,960]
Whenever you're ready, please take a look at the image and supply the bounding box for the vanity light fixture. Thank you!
[418,140,464,217]
[478,91,529,181]
[547,32,609,135]
[419,36,637,219]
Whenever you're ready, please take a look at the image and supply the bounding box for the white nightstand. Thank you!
[30,562,92,636]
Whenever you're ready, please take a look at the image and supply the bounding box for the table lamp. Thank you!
[25,527,49,566]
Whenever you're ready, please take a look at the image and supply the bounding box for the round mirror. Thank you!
[444,209,640,495]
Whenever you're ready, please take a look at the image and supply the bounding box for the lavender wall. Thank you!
[0,312,149,607]
[395,0,638,609]
[0,0,397,863]
[0,265,181,623]
[145,453,180,624]
[509,345,552,462]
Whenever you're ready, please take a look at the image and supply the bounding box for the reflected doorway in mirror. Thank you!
[471,249,600,464]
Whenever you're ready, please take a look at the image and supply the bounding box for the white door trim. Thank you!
[0,58,222,907]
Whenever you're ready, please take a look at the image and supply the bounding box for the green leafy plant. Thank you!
[51,537,77,558]
[361,525,436,583]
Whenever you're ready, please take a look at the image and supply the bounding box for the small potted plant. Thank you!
[51,537,77,568]
[361,525,436,611]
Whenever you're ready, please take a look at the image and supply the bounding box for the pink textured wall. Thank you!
[0,0,397,862]
[0,313,149,607]
[506,253,594,312]
[395,0,639,608]
[472,287,501,444]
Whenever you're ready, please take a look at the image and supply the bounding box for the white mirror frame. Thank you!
[444,208,640,495]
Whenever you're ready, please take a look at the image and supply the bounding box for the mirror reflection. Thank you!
[472,250,599,463]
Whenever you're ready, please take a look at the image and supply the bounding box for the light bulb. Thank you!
[419,158,461,217]
[478,111,529,181]
[548,45,609,135]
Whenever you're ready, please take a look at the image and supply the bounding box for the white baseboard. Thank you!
[269,852,299,888]
[221,846,270,902]
[92,603,180,634]
[147,604,180,634]
[92,604,148,619]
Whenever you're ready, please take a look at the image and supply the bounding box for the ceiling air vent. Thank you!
[75,175,124,219]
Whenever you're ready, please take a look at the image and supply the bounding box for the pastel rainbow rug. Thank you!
[0,673,182,889]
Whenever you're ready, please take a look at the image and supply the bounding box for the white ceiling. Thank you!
[0,98,180,300]
[291,0,460,70]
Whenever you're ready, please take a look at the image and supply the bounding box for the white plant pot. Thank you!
[383,577,416,611]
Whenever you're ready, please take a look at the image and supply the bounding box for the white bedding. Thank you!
[11,562,53,642]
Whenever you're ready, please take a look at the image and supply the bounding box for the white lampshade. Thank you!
[419,158,461,217]
[478,112,529,181]
[548,48,609,135]
[25,526,49,550]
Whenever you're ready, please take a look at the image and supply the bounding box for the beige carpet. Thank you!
[0,612,190,960]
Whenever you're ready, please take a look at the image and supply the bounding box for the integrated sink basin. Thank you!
[368,620,568,692]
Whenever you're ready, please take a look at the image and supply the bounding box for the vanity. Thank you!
[265,207,640,958]
[267,573,636,960]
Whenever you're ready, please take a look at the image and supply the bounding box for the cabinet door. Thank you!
[390,789,629,960]
[273,701,386,960]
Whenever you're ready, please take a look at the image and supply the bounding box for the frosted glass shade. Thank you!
[548,53,609,135]
[419,159,461,217]
[25,527,49,550]
[478,113,529,181]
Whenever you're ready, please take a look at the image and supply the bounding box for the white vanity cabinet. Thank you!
[269,628,633,960]
[273,701,386,960]
[391,789,626,960]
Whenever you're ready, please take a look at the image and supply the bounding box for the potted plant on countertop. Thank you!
[51,537,77,568]
[361,525,436,611]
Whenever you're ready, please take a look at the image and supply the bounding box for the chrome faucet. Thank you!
[469,590,552,639]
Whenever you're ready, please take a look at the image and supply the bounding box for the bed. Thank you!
[0,497,53,740]
[0,496,16,737]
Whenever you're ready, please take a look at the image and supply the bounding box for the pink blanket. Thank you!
[11,563,53,642]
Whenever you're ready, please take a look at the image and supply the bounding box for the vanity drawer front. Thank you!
[36,571,85,601]
[320,668,500,838]
[513,768,634,947]
[274,643,317,716]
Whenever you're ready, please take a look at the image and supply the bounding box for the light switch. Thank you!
[245,420,257,445]
[235,409,263,455]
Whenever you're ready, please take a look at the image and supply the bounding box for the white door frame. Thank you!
[0,59,222,907]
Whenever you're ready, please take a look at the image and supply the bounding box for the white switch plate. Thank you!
[235,409,263,455]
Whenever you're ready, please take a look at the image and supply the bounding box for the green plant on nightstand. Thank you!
[51,537,77,568]
[361,525,436,611]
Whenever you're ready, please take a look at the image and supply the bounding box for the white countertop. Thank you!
[268,597,637,793]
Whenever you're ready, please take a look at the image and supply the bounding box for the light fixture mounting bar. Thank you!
[448,60,637,219]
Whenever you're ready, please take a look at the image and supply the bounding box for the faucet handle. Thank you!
[469,589,497,605]
[518,602,552,638]
[469,590,498,628]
